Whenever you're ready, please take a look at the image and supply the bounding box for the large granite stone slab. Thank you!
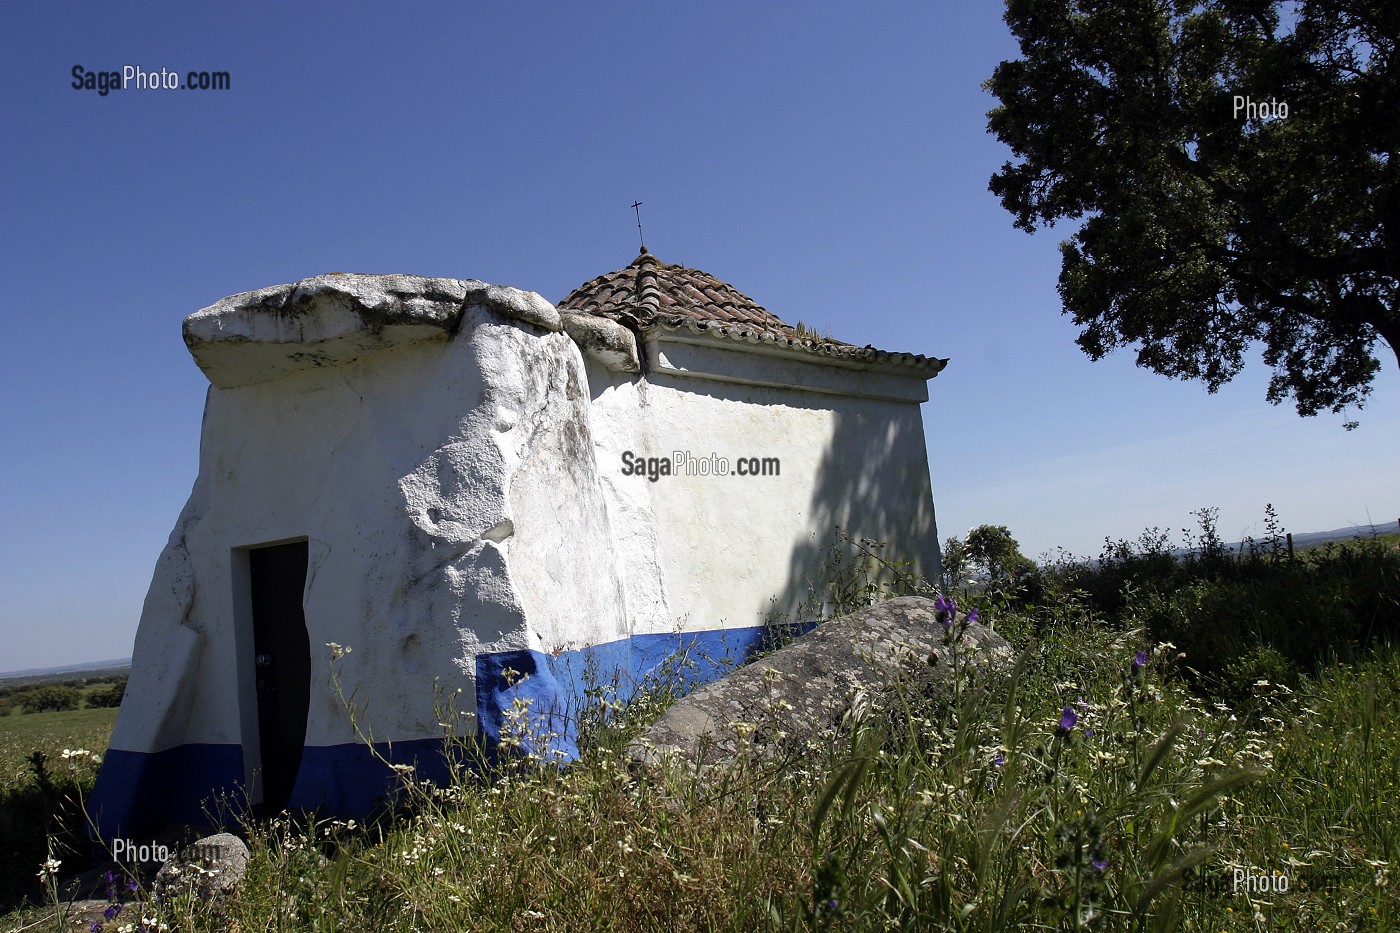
[629,596,1012,772]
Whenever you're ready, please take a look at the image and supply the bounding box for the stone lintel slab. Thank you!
[184,273,562,388]
[559,311,641,373]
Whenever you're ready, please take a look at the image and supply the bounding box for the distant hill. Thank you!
[1031,521,1399,570]
[1284,522,1399,551]
[0,657,131,685]
[1116,522,1398,559]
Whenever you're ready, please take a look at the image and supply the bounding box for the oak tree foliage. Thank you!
[986,0,1398,418]
[943,524,1039,591]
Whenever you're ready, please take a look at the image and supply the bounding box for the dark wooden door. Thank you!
[249,541,311,815]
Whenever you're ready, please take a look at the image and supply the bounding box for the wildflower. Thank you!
[37,856,61,881]
[934,593,956,624]
[966,607,979,625]
[105,905,122,920]
[1092,856,1108,871]
[1057,707,1078,735]
[90,922,103,933]
[1132,650,1148,671]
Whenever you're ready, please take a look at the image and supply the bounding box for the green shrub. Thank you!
[1036,508,1400,701]
[20,686,79,714]
[86,682,126,709]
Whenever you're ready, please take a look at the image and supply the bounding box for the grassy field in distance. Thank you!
[0,707,117,787]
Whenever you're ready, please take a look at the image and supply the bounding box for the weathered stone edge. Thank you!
[627,596,1013,772]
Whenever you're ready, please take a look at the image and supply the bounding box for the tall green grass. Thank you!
[0,709,112,909]
[4,517,1397,930]
[84,601,1390,932]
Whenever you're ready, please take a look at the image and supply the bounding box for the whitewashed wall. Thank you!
[97,277,630,833]
[581,328,940,644]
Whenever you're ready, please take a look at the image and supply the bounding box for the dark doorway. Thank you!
[249,540,311,816]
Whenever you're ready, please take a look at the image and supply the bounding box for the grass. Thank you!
[0,708,114,912]
[45,610,1385,932]
[0,709,117,780]
[2,520,1397,930]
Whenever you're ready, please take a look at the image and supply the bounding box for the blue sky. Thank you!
[2,2,1395,671]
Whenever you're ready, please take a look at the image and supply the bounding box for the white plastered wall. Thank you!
[110,288,631,767]
[581,330,940,639]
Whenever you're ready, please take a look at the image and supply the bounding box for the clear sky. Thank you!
[2,2,1395,671]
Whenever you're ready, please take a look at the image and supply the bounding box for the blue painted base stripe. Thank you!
[88,744,247,842]
[90,620,814,839]
[288,737,453,817]
[475,622,813,760]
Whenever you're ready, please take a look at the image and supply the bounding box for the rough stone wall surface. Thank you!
[629,596,1011,771]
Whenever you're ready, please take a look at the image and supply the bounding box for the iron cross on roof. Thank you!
[631,200,647,253]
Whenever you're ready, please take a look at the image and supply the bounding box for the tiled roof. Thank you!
[650,318,948,377]
[557,250,795,332]
[558,250,947,378]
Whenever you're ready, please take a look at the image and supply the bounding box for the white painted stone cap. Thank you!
[183,273,562,388]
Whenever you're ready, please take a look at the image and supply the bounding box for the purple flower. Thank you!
[966,607,980,625]
[1132,650,1148,671]
[1092,856,1108,871]
[1058,707,1078,733]
[89,922,103,933]
[104,904,122,920]
[993,751,1004,767]
[1084,728,1095,737]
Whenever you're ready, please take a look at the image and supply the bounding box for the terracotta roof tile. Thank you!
[558,250,794,332]
[650,318,948,377]
[558,250,947,377]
